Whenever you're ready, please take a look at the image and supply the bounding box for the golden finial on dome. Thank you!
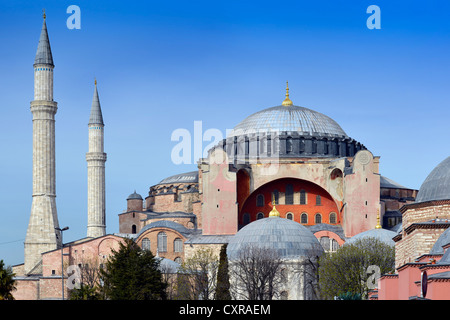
[375,209,382,229]
[95,78,97,86]
[269,193,280,218]
[282,81,293,106]
[43,8,46,20]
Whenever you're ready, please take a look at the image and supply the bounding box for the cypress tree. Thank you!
[215,243,231,300]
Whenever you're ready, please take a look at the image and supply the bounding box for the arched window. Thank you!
[131,225,137,234]
[142,238,150,251]
[285,184,293,205]
[257,212,264,220]
[243,213,250,225]
[174,238,183,253]
[157,232,167,252]
[286,212,293,220]
[315,213,322,224]
[320,236,330,251]
[331,239,339,252]
[256,194,264,207]
[329,212,337,224]
[272,190,279,205]
[300,190,307,205]
[316,195,321,205]
[301,213,308,224]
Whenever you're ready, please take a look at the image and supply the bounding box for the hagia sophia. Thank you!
[11,14,450,300]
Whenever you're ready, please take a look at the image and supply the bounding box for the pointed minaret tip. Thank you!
[89,80,104,125]
[34,10,54,67]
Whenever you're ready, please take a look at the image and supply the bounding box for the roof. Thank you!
[307,223,346,241]
[88,83,104,125]
[226,217,324,260]
[184,234,233,245]
[416,156,450,203]
[431,226,450,255]
[127,191,142,200]
[34,18,54,66]
[380,176,408,189]
[158,171,198,185]
[344,228,397,246]
[229,104,348,138]
[137,220,197,238]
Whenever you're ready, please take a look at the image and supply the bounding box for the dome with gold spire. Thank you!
[220,82,366,160]
[230,82,348,138]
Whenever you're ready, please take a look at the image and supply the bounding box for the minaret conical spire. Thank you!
[34,11,54,67]
[87,79,107,238]
[89,79,104,125]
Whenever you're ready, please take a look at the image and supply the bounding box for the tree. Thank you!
[69,257,103,300]
[215,244,231,300]
[229,245,284,300]
[99,238,167,300]
[0,260,16,300]
[177,247,219,300]
[318,237,395,300]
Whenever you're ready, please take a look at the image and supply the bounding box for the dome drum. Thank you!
[215,131,365,162]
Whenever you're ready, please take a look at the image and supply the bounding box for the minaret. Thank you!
[86,79,107,238]
[24,12,61,274]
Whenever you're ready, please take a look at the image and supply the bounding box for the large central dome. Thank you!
[231,104,348,138]
[210,83,366,161]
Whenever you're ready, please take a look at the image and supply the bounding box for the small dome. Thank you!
[230,105,348,138]
[227,217,324,260]
[416,156,450,203]
[127,191,142,200]
[345,228,397,247]
[430,227,450,255]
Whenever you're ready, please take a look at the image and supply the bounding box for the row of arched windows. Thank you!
[256,188,321,206]
[141,232,184,253]
[243,212,337,225]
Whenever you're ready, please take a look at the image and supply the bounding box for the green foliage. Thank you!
[99,238,167,300]
[0,259,16,300]
[215,244,231,300]
[318,237,395,300]
[337,292,362,300]
[70,284,102,300]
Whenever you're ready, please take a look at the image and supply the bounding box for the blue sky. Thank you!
[0,0,449,266]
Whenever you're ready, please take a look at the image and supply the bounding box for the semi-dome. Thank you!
[231,104,348,138]
[226,216,324,261]
[416,156,450,203]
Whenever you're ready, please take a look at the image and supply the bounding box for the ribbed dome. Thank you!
[158,171,198,185]
[227,217,324,260]
[230,105,348,138]
[416,156,450,203]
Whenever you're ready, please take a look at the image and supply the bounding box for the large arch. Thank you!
[238,177,340,228]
